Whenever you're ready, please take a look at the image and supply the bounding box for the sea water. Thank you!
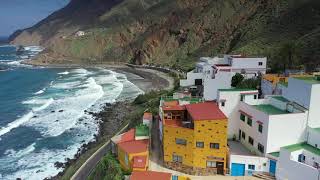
[0,45,143,179]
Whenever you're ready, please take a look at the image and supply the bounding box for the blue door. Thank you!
[269,160,276,176]
[231,163,245,176]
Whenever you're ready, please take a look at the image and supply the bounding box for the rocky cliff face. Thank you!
[10,0,320,71]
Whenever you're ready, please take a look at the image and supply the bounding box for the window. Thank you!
[258,124,263,133]
[196,141,204,148]
[258,143,264,153]
[176,138,187,145]
[242,132,246,140]
[248,164,255,170]
[221,101,225,107]
[240,114,245,121]
[172,154,183,163]
[247,118,252,126]
[207,161,217,168]
[254,95,257,99]
[249,136,254,145]
[258,62,263,66]
[125,153,129,166]
[210,143,220,149]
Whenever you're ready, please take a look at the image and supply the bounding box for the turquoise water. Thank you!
[0,45,143,179]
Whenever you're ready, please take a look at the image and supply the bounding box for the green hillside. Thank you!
[10,0,320,72]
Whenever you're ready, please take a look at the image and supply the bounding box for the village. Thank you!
[110,55,320,180]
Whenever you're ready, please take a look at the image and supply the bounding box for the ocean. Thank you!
[0,45,143,179]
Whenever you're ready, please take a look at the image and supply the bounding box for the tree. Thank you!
[278,41,301,72]
[231,73,244,87]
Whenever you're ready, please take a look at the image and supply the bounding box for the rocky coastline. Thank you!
[43,64,173,180]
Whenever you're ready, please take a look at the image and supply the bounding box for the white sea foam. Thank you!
[25,77,104,137]
[0,111,34,137]
[58,71,69,75]
[32,98,54,112]
[0,68,144,179]
[34,88,46,95]
[23,46,44,52]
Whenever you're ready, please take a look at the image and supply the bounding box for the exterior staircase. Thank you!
[252,172,276,180]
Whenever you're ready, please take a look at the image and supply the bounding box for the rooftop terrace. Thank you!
[161,96,203,104]
[284,142,320,156]
[294,76,320,84]
[253,104,289,115]
[272,96,290,103]
[135,124,149,137]
[219,88,257,92]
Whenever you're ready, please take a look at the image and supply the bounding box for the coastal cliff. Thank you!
[10,0,320,71]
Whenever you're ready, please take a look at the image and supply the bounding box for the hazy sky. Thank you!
[0,0,70,37]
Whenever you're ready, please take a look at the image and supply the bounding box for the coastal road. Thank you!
[71,124,129,180]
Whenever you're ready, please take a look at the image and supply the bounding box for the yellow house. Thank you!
[161,101,228,175]
[117,139,149,171]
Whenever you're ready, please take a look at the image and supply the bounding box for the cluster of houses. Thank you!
[111,113,190,180]
[111,54,320,180]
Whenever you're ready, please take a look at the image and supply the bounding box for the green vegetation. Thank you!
[231,73,244,87]
[13,0,320,72]
[88,153,123,180]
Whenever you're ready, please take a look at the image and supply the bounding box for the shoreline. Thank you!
[34,61,174,179]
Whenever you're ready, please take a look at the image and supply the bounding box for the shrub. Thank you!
[231,73,244,87]
[88,153,123,180]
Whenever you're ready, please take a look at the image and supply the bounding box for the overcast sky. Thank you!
[0,0,69,37]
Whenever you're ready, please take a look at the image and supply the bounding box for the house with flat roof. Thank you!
[159,100,228,175]
[180,55,267,100]
[217,87,309,177]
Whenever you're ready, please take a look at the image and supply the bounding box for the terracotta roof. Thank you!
[186,102,227,120]
[132,155,147,168]
[162,105,186,111]
[119,129,135,144]
[130,171,172,180]
[118,139,149,154]
[143,112,152,121]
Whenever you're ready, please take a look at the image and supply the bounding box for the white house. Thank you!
[276,141,320,180]
[217,88,309,177]
[229,140,270,176]
[180,55,267,100]
[282,76,320,128]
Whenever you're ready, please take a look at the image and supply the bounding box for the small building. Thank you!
[261,74,313,96]
[117,139,149,171]
[228,140,269,176]
[111,128,135,155]
[180,55,267,100]
[111,124,150,172]
[160,101,228,175]
[277,142,320,180]
[142,112,152,127]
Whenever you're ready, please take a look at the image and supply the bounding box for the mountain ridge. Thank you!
[10,0,320,71]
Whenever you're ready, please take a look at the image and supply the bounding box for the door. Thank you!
[217,162,224,175]
[231,163,245,176]
[238,130,242,140]
[269,160,276,176]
